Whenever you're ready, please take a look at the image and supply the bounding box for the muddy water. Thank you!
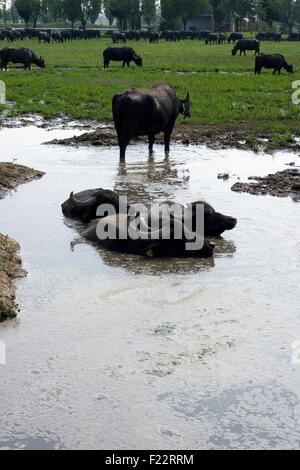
[0,125,300,450]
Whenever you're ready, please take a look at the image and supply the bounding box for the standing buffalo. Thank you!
[228,32,243,43]
[149,32,159,43]
[112,32,126,43]
[103,47,143,69]
[0,47,45,70]
[205,33,218,45]
[112,83,190,160]
[255,54,294,75]
[232,39,260,56]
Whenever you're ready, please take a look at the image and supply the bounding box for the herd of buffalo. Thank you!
[0,27,294,76]
[0,27,295,259]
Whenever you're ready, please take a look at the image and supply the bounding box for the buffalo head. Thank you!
[134,55,143,67]
[38,57,45,68]
[180,92,190,119]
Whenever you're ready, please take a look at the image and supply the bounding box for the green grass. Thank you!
[0,37,300,129]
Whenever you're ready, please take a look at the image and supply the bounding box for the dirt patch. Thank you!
[0,162,45,322]
[0,234,27,322]
[231,168,300,199]
[0,162,45,200]
[45,121,300,153]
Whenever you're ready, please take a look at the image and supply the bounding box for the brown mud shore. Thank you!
[232,168,300,200]
[46,121,300,153]
[0,162,44,322]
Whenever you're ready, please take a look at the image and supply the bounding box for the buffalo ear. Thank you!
[181,91,191,119]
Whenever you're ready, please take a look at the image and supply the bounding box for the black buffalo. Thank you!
[0,47,45,70]
[61,188,128,223]
[255,54,294,75]
[112,32,126,43]
[147,200,237,237]
[205,33,218,45]
[62,189,237,237]
[103,46,142,69]
[112,83,190,160]
[228,32,243,43]
[37,31,50,43]
[149,31,159,43]
[232,39,260,56]
[81,214,215,259]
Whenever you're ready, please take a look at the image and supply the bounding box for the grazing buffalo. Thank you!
[61,188,129,223]
[149,32,159,43]
[112,83,190,160]
[112,32,126,43]
[37,31,50,43]
[0,47,45,70]
[52,32,64,43]
[147,200,237,237]
[103,47,142,69]
[205,33,218,45]
[232,39,260,56]
[218,33,226,44]
[81,214,216,259]
[228,32,243,43]
[255,54,294,75]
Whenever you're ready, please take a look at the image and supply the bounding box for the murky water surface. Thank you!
[0,126,299,450]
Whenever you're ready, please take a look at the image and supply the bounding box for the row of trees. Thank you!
[1,0,300,32]
[209,0,300,32]
[0,0,157,29]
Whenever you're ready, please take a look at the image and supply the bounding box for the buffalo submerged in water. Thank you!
[61,189,237,237]
[112,83,190,160]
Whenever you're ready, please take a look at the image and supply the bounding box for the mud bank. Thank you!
[0,162,44,321]
[46,122,300,153]
[0,234,27,322]
[0,162,44,200]
[231,168,300,199]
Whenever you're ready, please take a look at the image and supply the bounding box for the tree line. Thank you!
[0,0,300,32]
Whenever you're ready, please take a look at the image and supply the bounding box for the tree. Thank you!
[105,0,139,30]
[210,0,230,29]
[10,1,21,23]
[31,0,41,27]
[178,0,210,30]
[141,0,156,27]
[104,2,115,25]
[259,0,283,30]
[78,0,102,29]
[62,0,81,28]
[280,0,300,32]
[15,0,34,26]
[0,0,8,24]
[161,0,210,30]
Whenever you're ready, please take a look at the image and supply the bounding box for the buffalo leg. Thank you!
[119,134,130,160]
[148,135,155,154]
[122,61,126,67]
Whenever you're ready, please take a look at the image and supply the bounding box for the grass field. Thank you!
[0,37,300,134]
